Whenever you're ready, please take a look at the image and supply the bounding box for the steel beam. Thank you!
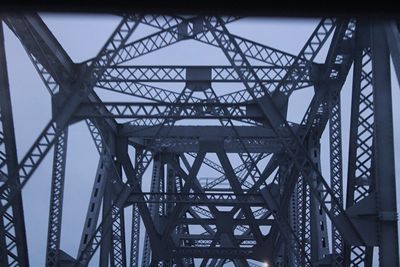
[1,13,400,267]
[100,171,112,267]
[110,156,127,267]
[385,21,400,85]
[122,125,290,153]
[45,129,68,267]
[344,21,374,267]
[371,20,399,267]
[78,157,108,259]
[99,65,310,83]
[307,133,330,264]
[129,148,152,267]
[328,63,345,267]
[83,16,237,67]
[75,101,277,121]
[4,14,75,91]
[0,21,29,267]
[141,152,164,267]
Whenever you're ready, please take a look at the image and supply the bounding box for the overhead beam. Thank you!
[125,192,267,206]
[99,65,311,83]
[122,125,292,153]
[75,101,277,120]
[120,125,293,138]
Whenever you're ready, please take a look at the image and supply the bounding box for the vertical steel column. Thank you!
[289,173,300,267]
[110,210,127,267]
[129,149,143,267]
[166,158,176,217]
[371,21,399,267]
[100,171,112,267]
[345,20,374,267]
[110,156,127,267]
[0,21,29,267]
[45,129,68,267]
[0,190,7,266]
[166,154,194,267]
[130,148,152,267]
[173,157,191,266]
[329,81,344,266]
[168,155,182,267]
[308,134,330,263]
[142,153,163,266]
[163,156,175,266]
[130,197,140,267]
[300,170,311,267]
[276,160,292,267]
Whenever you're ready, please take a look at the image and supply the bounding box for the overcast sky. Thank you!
[2,14,400,266]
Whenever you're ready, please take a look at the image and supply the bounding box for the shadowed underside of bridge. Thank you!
[0,13,399,267]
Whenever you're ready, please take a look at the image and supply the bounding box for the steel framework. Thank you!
[0,13,399,267]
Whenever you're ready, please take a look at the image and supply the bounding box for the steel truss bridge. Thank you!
[0,13,399,267]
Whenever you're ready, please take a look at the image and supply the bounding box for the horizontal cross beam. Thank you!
[99,65,311,83]
[131,137,284,153]
[176,234,259,241]
[171,247,254,259]
[120,125,295,137]
[176,218,273,226]
[124,192,267,206]
[122,125,294,153]
[75,101,269,120]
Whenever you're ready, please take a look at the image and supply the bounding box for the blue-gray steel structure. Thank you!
[0,14,399,267]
